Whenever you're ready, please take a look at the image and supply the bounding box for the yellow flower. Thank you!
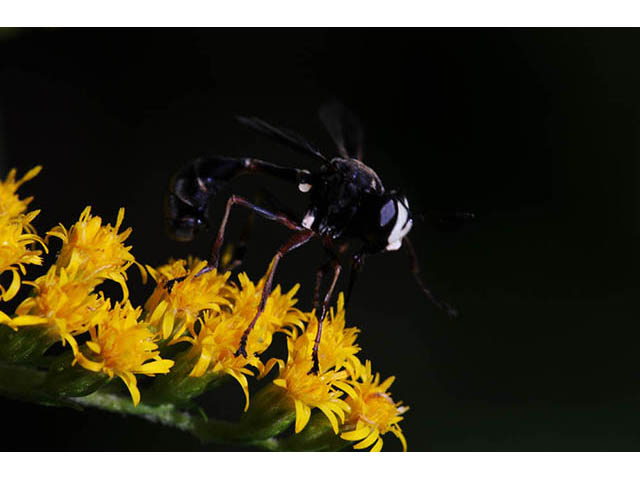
[75,300,174,406]
[145,258,232,341]
[185,275,305,411]
[0,211,47,300]
[46,206,145,300]
[186,309,260,412]
[0,166,41,221]
[0,166,47,301]
[301,293,362,377]
[231,272,306,341]
[340,360,409,452]
[5,265,108,355]
[261,332,352,435]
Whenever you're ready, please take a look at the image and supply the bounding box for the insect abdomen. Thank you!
[165,156,248,242]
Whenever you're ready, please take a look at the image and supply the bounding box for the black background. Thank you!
[0,28,639,451]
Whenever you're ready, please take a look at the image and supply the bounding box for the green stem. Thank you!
[0,360,287,450]
[72,392,198,433]
[0,361,54,405]
[72,391,284,449]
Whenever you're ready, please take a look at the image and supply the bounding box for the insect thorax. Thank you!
[304,158,385,238]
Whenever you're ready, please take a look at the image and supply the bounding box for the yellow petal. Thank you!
[8,315,48,327]
[148,299,168,325]
[227,369,250,412]
[379,375,396,391]
[118,371,141,406]
[161,310,175,340]
[107,272,129,302]
[17,165,42,186]
[136,359,174,375]
[212,362,224,373]
[317,405,339,434]
[76,353,105,373]
[145,265,160,283]
[341,426,371,442]
[294,400,311,433]
[273,378,287,389]
[259,357,282,379]
[370,437,384,452]
[0,309,13,324]
[393,428,408,452]
[354,430,380,450]
[189,350,212,378]
[62,334,81,357]
[135,261,148,284]
[328,402,346,423]
[1,269,21,301]
[86,341,102,354]
[115,207,125,231]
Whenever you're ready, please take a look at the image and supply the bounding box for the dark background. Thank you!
[0,28,639,451]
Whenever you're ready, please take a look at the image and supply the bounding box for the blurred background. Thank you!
[0,28,639,451]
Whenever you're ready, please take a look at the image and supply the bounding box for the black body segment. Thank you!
[165,155,247,241]
[304,157,384,239]
[165,155,311,242]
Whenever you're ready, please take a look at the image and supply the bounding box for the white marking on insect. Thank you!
[298,183,312,193]
[386,197,413,251]
[386,239,402,251]
[302,211,315,229]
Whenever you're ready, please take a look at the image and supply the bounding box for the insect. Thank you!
[165,103,458,374]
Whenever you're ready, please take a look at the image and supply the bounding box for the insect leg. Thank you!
[219,205,255,273]
[312,250,344,310]
[222,187,299,272]
[345,251,366,308]
[309,255,342,375]
[402,236,458,318]
[235,229,315,358]
[165,195,303,292]
[209,194,304,269]
[313,265,326,312]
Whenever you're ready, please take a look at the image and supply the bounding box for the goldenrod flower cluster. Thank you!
[261,294,408,451]
[0,199,172,405]
[0,166,46,304]
[0,166,409,452]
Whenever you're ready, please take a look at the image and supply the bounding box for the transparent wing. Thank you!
[318,101,364,162]
[236,115,327,162]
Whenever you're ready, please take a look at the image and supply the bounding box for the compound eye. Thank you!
[379,199,396,227]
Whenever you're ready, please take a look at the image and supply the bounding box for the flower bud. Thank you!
[277,412,351,451]
[146,350,225,405]
[231,383,296,442]
[0,324,56,364]
[43,351,109,398]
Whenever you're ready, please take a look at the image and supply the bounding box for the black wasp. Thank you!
[165,103,458,374]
